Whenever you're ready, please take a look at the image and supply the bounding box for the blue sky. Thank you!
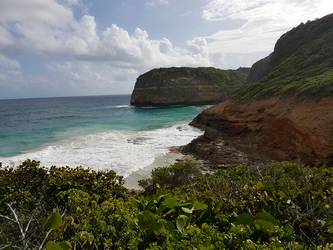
[0,0,332,99]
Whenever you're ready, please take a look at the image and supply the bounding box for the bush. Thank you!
[0,160,332,249]
[139,159,202,192]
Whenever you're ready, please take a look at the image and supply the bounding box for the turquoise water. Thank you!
[0,95,204,159]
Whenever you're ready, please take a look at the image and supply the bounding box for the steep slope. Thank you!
[184,14,333,167]
[131,67,249,106]
[245,13,333,99]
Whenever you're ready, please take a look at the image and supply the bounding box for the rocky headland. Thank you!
[183,13,333,167]
[183,97,333,167]
[129,14,333,168]
[130,67,249,106]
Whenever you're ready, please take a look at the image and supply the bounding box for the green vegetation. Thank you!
[196,67,249,96]
[1,160,333,249]
[242,14,333,99]
[138,160,202,191]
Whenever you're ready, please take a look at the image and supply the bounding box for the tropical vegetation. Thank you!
[0,159,332,249]
[242,13,333,99]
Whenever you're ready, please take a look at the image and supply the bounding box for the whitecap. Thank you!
[0,124,203,177]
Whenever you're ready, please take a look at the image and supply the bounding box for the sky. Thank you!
[0,0,332,99]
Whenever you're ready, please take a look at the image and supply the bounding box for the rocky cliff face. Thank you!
[183,14,333,167]
[184,98,333,167]
[131,67,248,107]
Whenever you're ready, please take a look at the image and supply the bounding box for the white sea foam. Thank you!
[89,104,132,110]
[0,124,203,177]
[114,105,131,108]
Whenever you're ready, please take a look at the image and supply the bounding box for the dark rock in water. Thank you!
[130,67,249,107]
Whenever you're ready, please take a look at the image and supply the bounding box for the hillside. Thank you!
[184,14,333,167]
[244,13,333,99]
[131,67,249,106]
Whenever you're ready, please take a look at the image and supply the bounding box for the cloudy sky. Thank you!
[0,0,332,99]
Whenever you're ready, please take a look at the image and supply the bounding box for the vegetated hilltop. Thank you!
[184,14,333,167]
[245,13,333,99]
[130,67,249,106]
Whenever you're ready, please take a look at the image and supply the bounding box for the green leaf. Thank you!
[193,201,208,210]
[45,209,63,230]
[254,219,277,234]
[138,211,157,231]
[156,195,166,204]
[79,231,95,245]
[278,191,286,199]
[255,181,265,190]
[46,241,63,250]
[300,221,311,229]
[46,241,71,250]
[176,215,189,233]
[328,224,333,233]
[179,202,192,208]
[235,213,252,225]
[181,207,193,214]
[58,242,72,250]
[256,211,277,225]
[163,196,178,209]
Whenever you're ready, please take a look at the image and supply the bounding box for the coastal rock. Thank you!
[185,98,333,166]
[130,67,249,107]
[183,14,333,167]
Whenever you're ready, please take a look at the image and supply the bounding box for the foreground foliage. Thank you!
[0,160,332,249]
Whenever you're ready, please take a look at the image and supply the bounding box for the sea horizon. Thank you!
[0,93,132,102]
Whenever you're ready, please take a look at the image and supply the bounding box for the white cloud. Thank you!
[202,0,332,23]
[0,0,74,27]
[145,0,169,7]
[1,0,332,98]
[0,0,210,68]
[59,0,80,6]
[202,0,333,54]
[47,60,139,94]
[0,54,22,88]
[0,26,14,47]
[0,54,20,70]
[0,0,214,98]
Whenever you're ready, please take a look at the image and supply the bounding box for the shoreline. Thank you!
[0,123,203,177]
[124,151,185,190]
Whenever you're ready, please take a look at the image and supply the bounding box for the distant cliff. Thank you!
[130,67,249,107]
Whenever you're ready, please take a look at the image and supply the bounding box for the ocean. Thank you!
[0,95,204,177]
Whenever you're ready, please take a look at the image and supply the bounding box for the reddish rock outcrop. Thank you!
[184,98,333,167]
[182,15,333,168]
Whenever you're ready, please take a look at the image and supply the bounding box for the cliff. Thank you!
[244,13,333,99]
[184,14,333,167]
[130,67,249,106]
[184,98,333,167]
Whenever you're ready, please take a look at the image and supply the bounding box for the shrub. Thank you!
[0,160,332,249]
[139,159,202,192]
